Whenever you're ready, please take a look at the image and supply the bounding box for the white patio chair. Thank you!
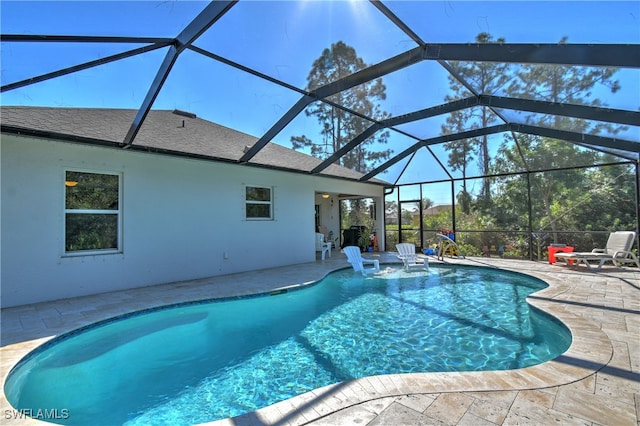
[315,232,332,260]
[555,231,640,271]
[344,246,380,275]
[396,243,428,271]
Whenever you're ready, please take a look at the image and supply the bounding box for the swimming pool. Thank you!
[5,265,571,425]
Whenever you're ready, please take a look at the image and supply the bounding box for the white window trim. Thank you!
[244,184,273,221]
[63,169,123,256]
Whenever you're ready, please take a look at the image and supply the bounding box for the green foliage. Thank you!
[457,243,482,257]
[65,171,119,252]
[245,186,272,218]
[435,31,632,256]
[387,33,633,256]
[65,214,118,251]
[442,33,511,204]
[385,229,399,251]
[66,171,118,210]
[422,208,452,232]
[291,41,391,173]
[340,199,377,250]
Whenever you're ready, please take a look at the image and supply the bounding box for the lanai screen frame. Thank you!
[2,0,639,253]
[388,159,639,259]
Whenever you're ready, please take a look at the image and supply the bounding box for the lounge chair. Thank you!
[555,231,640,271]
[436,233,465,260]
[344,246,380,275]
[396,243,428,271]
[315,232,332,260]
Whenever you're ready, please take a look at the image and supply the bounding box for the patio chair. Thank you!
[344,246,380,275]
[315,232,332,260]
[396,243,428,271]
[555,231,640,271]
[436,233,465,260]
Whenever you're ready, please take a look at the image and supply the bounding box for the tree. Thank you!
[492,136,597,243]
[510,37,620,106]
[496,36,626,244]
[439,33,630,256]
[291,41,391,174]
[442,33,513,206]
[493,139,635,253]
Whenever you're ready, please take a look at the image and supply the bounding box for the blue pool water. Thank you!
[5,265,571,425]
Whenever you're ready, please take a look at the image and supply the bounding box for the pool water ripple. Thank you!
[4,265,571,425]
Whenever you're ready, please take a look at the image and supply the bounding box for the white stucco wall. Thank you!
[1,135,385,307]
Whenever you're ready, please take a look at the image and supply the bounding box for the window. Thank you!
[245,185,272,220]
[65,170,121,253]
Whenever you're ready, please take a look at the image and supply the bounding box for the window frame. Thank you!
[63,169,122,256]
[244,184,273,220]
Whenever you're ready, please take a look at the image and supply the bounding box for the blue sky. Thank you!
[2,1,639,202]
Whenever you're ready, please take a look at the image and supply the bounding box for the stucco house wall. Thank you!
[1,134,385,307]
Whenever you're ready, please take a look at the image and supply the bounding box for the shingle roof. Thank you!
[1,106,387,183]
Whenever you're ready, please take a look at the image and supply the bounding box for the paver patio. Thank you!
[1,254,638,425]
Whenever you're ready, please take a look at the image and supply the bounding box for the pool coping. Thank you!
[205,263,613,426]
[0,258,617,425]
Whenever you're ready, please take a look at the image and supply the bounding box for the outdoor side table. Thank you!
[548,245,574,264]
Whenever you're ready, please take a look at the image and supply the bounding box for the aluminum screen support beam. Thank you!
[312,94,638,176]
[310,124,382,174]
[481,95,640,126]
[239,95,315,162]
[123,0,237,147]
[369,0,424,46]
[244,42,636,163]
[421,124,510,147]
[361,125,509,181]
[509,130,531,173]
[174,2,237,49]
[310,97,481,174]
[384,97,480,127]
[392,150,418,186]
[527,173,534,260]
[189,45,307,97]
[0,34,173,43]
[313,46,426,100]
[1,43,170,93]
[122,46,179,147]
[424,43,640,68]
[240,46,427,162]
[363,123,637,182]
[361,142,426,182]
[511,123,640,153]
[635,163,640,248]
